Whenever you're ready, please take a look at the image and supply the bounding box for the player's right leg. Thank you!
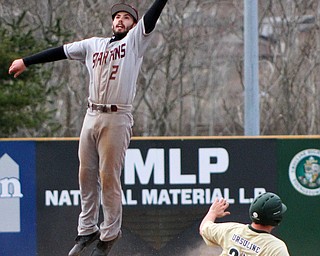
[68,113,101,256]
[89,112,132,256]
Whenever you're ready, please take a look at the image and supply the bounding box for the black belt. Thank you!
[88,103,118,112]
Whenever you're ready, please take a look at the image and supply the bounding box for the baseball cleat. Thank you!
[89,231,121,256]
[68,230,100,256]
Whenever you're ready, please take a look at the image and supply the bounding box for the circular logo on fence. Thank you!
[289,149,320,196]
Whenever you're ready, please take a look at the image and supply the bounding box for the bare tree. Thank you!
[258,0,320,134]
[1,0,320,137]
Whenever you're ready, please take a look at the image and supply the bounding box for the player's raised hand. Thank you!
[209,198,231,219]
[9,59,26,78]
[199,198,231,233]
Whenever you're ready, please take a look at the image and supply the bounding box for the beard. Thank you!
[112,23,135,37]
[112,30,129,38]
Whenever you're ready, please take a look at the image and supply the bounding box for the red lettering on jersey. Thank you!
[97,52,103,66]
[121,43,126,58]
[114,47,121,60]
[109,65,119,80]
[92,43,126,68]
[92,52,99,68]
[110,50,115,61]
[103,51,109,65]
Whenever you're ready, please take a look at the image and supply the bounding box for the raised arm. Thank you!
[144,0,168,34]
[9,45,67,78]
[199,198,231,235]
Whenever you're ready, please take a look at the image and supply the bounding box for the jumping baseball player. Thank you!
[200,192,290,256]
[9,1,168,255]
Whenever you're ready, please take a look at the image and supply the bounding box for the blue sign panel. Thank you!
[0,141,36,256]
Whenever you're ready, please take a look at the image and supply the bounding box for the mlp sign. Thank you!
[121,139,277,207]
[43,139,277,208]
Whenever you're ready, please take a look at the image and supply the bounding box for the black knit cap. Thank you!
[111,3,139,22]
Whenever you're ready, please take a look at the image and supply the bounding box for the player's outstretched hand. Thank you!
[9,59,26,78]
[199,198,231,234]
[209,198,231,219]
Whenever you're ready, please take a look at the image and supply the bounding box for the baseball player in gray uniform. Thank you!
[9,1,168,255]
[200,192,290,256]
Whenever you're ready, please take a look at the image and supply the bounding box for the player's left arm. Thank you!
[199,198,231,235]
[143,0,168,34]
[9,46,67,78]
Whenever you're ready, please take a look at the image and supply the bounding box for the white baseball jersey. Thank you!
[201,221,290,256]
[63,17,153,105]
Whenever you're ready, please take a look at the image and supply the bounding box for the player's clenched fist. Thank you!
[8,59,26,78]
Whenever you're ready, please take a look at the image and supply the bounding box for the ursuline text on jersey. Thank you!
[92,43,126,68]
[231,234,261,253]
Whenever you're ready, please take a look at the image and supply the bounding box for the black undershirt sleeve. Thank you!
[143,0,168,34]
[23,45,67,67]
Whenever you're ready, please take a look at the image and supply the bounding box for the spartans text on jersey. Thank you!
[92,43,126,68]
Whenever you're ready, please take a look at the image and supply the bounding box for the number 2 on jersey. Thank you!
[109,65,119,80]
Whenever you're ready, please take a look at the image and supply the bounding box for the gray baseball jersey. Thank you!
[202,221,290,256]
[63,18,153,105]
